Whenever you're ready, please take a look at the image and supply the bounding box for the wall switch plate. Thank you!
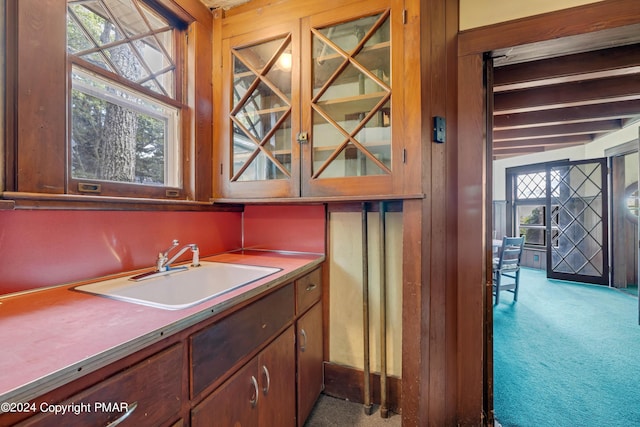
[433,116,446,143]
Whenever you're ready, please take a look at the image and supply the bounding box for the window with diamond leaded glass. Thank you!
[515,171,560,199]
[67,0,182,192]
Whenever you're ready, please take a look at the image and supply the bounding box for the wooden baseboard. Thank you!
[322,362,402,414]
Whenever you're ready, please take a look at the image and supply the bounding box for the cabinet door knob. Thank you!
[306,283,317,292]
[262,365,271,396]
[300,328,307,352]
[297,132,309,143]
[250,376,259,408]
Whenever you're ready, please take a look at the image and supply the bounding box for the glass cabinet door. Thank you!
[219,4,397,199]
[307,11,392,183]
[225,28,300,198]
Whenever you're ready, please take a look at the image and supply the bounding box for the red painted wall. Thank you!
[0,210,242,295]
[0,205,327,296]
[243,204,326,254]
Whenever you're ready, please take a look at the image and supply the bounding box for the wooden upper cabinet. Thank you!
[214,0,407,199]
[219,21,302,198]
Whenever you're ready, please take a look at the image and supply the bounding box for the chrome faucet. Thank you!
[157,239,200,272]
[130,239,200,282]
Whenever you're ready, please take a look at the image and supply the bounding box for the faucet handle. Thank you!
[191,244,200,267]
[157,252,167,271]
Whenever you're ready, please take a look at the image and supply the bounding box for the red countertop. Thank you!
[0,250,323,404]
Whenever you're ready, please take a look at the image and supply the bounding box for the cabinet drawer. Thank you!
[296,267,322,315]
[190,284,294,398]
[19,344,184,427]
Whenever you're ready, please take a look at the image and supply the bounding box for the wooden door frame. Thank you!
[457,1,640,425]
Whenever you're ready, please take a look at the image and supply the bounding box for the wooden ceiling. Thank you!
[491,24,640,159]
[199,0,251,10]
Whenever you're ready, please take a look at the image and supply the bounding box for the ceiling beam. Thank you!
[494,74,640,114]
[493,119,621,141]
[493,99,640,129]
[493,146,546,157]
[493,135,591,149]
[494,44,640,91]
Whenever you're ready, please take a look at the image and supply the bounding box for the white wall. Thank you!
[460,0,604,30]
[585,123,639,159]
[329,211,403,376]
[493,123,640,201]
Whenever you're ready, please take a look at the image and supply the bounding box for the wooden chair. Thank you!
[493,236,524,305]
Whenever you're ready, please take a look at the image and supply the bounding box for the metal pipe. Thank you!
[362,202,373,415]
[379,201,388,418]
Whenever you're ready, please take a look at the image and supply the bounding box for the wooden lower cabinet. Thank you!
[296,302,324,426]
[190,284,294,398]
[259,326,296,426]
[191,359,259,427]
[8,268,324,427]
[191,327,296,427]
[17,344,184,427]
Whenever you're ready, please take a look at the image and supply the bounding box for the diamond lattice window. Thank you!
[67,0,181,188]
[516,171,561,200]
[67,0,176,97]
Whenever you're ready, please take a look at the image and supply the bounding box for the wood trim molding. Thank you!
[604,138,639,157]
[458,0,640,56]
[1,192,242,211]
[212,194,424,204]
[323,362,402,414]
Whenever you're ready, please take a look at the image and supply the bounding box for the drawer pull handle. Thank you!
[300,328,307,352]
[262,365,271,396]
[250,375,259,408]
[305,283,317,292]
[106,401,137,426]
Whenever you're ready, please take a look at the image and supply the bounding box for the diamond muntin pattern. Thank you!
[550,162,605,278]
[230,35,293,181]
[310,11,392,178]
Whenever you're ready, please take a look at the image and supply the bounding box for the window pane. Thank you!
[67,0,176,98]
[516,204,560,246]
[519,227,545,246]
[516,172,546,199]
[518,205,544,226]
[516,170,561,199]
[70,67,180,186]
[517,205,545,246]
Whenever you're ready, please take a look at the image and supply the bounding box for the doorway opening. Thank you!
[486,22,640,427]
[607,141,639,297]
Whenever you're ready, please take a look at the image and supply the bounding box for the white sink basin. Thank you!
[74,261,281,310]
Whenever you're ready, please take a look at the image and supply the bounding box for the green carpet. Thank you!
[619,284,638,297]
[493,268,640,427]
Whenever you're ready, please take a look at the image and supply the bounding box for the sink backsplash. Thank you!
[0,204,326,296]
[0,210,242,296]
